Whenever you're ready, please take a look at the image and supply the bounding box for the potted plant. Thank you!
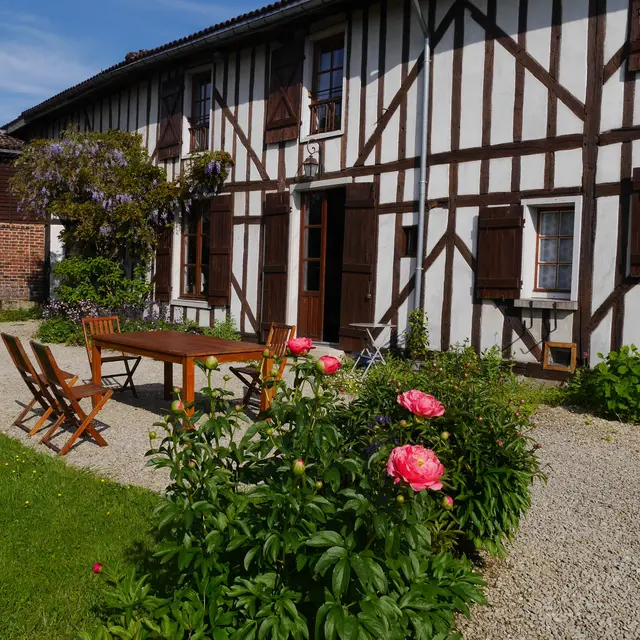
[180,150,234,201]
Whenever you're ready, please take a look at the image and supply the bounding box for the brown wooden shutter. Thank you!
[476,205,524,299]
[208,195,233,306]
[260,192,290,341]
[629,0,640,72]
[264,44,304,144]
[631,169,640,276]
[338,183,378,352]
[0,165,41,224]
[154,225,173,302]
[157,76,184,160]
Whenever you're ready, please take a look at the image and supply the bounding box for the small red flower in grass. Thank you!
[443,495,454,509]
[497,440,503,447]
[92,563,103,574]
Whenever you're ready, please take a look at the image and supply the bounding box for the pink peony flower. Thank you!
[316,355,341,375]
[92,562,103,574]
[397,390,445,419]
[387,445,445,492]
[287,337,314,356]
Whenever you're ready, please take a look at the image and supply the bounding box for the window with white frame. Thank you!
[301,27,347,141]
[189,72,212,152]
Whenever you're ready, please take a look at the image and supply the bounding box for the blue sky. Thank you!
[0,0,268,125]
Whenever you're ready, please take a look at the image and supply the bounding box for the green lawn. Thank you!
[0,434,159,639]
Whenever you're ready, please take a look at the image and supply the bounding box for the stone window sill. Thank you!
[514,298,578,311]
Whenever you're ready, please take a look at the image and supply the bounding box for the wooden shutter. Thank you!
[261,192,290,341]
[629,0,640,72]
[157,76,184,161]
[476,205,524,299]
[154,225,173,302]
[208,195,233,306]
[338,183,378,352]
[631,169,640,276]
[0,165,41,224]
[264,44,304,144]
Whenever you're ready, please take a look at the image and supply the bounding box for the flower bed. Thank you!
[84,341,541,639]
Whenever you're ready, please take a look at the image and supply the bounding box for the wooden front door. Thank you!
[338,183,377,352]
[298,192,326,340]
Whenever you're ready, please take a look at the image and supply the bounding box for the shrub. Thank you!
[405,308,430,361]
[180,150,234,200]
[52,256,152,309]
[84,343,542,639]
[0,307,42,322]
[590,345,640,423]
[35,316,84,345]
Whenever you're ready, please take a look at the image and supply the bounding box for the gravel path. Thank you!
[458,405,640,640]
[0,320,338,491]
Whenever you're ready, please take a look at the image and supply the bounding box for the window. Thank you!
[310,35,344,135]
[402,226,418,258]
[180,202,209,297]
[535,208,574,292]
[189,72,211,152]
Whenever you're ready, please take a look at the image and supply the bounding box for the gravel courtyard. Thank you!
[2,320,640,638]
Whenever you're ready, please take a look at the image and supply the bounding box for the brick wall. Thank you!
[0,223,46,303]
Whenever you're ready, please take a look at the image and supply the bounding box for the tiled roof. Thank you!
[8,0,332,128]
[0,131,23,152]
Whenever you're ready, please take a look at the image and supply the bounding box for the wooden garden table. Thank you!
[91,331,272,414]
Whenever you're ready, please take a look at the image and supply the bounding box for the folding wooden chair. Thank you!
[229,323,295,407]
[82,316,141,397]
[1,333,77,437]
[30,341,114,456]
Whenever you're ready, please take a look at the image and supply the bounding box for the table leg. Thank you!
[164,362,173,400]
[260,355,274,411]
[91,343,102,409]
[183,357,195,416]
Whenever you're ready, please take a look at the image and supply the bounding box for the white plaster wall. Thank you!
[490,40,516,146]
[458,161,481,195]
[488,157,512,193]
[591,309,612,367]
[459,9,485,150]
[449,252,474,346]
[430,15,454,154]
[520,154,545,191]
[623,286,640,348]
[374,214,396,324]
[480,301,503,352]
[554,148,583,187]
[596,144,622,184]
[592,196,620,313]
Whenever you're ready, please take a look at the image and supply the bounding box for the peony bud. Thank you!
[148,431,157,440]
[441,431,450,440]
[399,419,408,427]
[173,386,181,395]
[204,355,219,370]
[315,481,323,490]
[223,375,231,381]
[92,562,103,574]
[442,495,454,509]
[234,404,243,412]
[171,399,184,413]
[263,349,271,358]
[497,440,503,447]
[265,428,274,437]
[478,416,483,422]
[396,494,405,504]
[188,460,196,469]
[316,355,341,375]
[292,459,306,476]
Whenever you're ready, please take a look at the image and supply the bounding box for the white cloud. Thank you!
[0,11,98,123]
[155,0,230,17]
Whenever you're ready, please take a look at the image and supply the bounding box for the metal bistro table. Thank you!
[349,322,395,375]
[91,331,271,414]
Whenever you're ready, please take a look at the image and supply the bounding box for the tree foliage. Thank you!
[11,130,181,261]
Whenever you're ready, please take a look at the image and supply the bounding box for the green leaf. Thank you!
[332,558,351,599]
[315,546,348,575]
[307,531,344,548]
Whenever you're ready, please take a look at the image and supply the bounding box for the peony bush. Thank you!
[82,340,541,640]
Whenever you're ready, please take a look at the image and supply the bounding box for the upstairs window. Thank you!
[189,72,211,152]
[535,208,574,292]
[310,35,344,135]
[180,201,209,298]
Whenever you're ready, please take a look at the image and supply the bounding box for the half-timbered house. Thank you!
[6,0,640,377]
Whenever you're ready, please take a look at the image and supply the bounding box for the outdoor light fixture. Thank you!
[301,141,321,179]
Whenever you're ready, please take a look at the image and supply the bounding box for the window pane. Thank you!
[319,51,332,71]
[184,213,198,235]
[331,70,343,91]
[183,266,196,295]
[305,194,323,225]
[538,264,556,289]
[560,210,574,236]
[304,261,321,292]
[305,228,322,259]
[201,213,210,263]
[539,211,558,236]
[200,266,208,296]
[559,238,573,263]
[317,71,331,94]
[539,238,558,262]
[333,47,344,67]
[184,234,197,264]
[557,265,572,290]
[334,103,342,131]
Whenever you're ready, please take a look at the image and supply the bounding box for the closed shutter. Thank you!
[338,183,377,352]
[631,168,640,276]
[154,225,173,302]
[265,44,304,144]
[0,166,41,224]
[629,0,640,72]
[157,76,184,161]
[476,205,524,299]
[208,195,233,306]
[260,192,290,341]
